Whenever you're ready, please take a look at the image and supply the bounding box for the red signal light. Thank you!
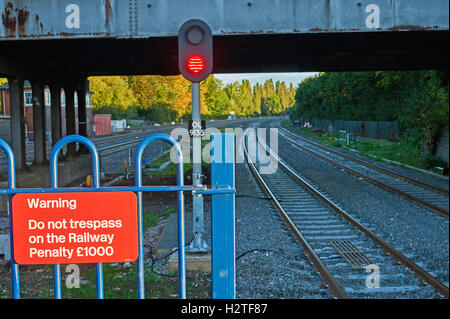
[179,20,212,82]
[187,56,205,74]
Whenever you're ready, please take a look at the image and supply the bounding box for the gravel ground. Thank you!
[272,123,449,288]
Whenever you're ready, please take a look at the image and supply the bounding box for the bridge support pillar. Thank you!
[76,80,88,154]
[49,83,62,147]
[64,85,77,157]
[31,81,47,165]
[7,78,27,171]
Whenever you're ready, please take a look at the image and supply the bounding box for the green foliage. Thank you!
[93,105,142,120]
[261,96,282,115]
[284,120,447,171]
[138,103,178,124]
[223,79,296,116]
[89,76,136,110]
[203,76,229,116]
[143,208,176,228]
[88,75,296,123]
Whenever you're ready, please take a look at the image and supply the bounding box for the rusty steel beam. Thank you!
[0,1,448,77]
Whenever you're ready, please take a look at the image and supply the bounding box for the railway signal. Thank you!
[178,19,213,83]
[178,19,213,252]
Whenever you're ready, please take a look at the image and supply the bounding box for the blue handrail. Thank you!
[135,133,186,299]
[0,133,236,299]
[50,135,103,299]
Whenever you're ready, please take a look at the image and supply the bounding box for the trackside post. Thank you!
[211,133,236,298]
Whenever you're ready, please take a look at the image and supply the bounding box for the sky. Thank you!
[214,72,318,88]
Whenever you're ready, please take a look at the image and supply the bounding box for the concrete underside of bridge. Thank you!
[0,30,448,79]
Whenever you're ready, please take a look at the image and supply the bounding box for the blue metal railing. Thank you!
[0,133,236,299]
[50,135,103,299]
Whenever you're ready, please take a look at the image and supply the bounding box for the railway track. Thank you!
[276,126,449,217]
[244,130,449,299]
[0,118,259,167]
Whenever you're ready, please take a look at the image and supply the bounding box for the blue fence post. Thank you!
[135,133,186,299]
[211,133,236,299]
[50,135,103,299]
[0,139,20,299]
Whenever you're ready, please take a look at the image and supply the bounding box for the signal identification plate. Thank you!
[188,120,206,137]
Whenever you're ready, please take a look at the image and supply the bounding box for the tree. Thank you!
[276,80,291,111]
[238,80,253,116]
[87,74,297,122]
[203,76,229,116]
[89,76,136,110]
[261,96,282,115]
[224,81,240,115]
[289,70,449,155]
[252,83,262,115]
[262,79,275,98]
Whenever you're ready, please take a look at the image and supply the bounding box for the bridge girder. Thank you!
[0,0,448,77]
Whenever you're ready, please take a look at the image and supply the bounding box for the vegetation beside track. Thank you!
[283,120,449,173]
[289,71,449,171]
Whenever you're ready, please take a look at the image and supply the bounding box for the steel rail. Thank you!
[278,131,449,217]
[243,136,350,299]
[259,136,450,298]
[96,117,268,157]
[93,118,254,147]
[280,127,449,196]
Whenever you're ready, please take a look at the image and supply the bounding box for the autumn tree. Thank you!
[88,74,296,122]
[89,76,136,110]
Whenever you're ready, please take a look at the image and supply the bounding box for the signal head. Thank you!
[178,19,213,82]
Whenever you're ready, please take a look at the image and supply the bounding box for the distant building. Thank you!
[0,80,93,140]
[93,114,112,136]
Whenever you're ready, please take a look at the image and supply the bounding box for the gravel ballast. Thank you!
[275,123,449,288]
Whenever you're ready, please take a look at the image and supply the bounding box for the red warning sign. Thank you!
[12,192,138,265]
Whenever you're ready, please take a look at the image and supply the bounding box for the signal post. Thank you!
[178,20,213,252]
